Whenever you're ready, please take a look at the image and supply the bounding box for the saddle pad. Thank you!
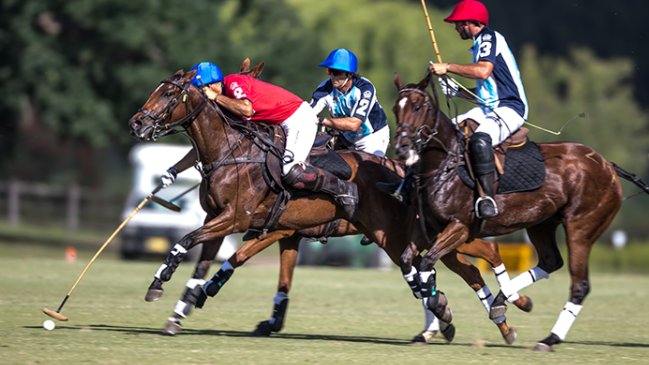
[457,141,545,194]
[309,149,352,180]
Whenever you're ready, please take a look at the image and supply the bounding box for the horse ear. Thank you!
[185,68,197,81]
[174,69,185,77]
[393,73,403,90]
[249,61,265,78]
[417,72,431,90]
[240,58,251,73]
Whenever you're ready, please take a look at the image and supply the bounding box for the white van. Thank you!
[120,143,239,261]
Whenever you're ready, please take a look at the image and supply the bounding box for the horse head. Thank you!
[392,73,456,167]
[129,69,207,141]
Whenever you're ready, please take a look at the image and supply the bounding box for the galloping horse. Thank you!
[391,72,649,351]
[128,68,528,343]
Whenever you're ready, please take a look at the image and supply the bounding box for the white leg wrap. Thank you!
[154,264,168,280]
[492,264,520,302]
[186,278,205,289]
[171,244,188,255]
[419,270,435,285]
[476,286,505,324]
[174,300,189,318]
[403,266,418,283]
[550,301,583,341]
[503,266,549,295]
[422,300,440,332]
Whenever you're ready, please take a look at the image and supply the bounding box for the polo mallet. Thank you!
[42,184,165,321]
[150,182,200,213]
[420,0,443,64]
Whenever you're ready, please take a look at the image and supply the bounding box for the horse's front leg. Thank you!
[195,229,294,308]
[163,237,223,335]
[253,234,301,336]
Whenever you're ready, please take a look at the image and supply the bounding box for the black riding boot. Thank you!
[469,132,498,219]
[375,169,415,204]
[283,164,359,222]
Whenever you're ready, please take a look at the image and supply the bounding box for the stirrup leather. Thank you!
[475,196,498,219]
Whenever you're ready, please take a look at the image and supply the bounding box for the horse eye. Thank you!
[164,91,174,98]
[414,104,421,112]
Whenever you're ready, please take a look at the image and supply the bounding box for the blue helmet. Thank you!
[190,62,224,87]
[319,48,358,73]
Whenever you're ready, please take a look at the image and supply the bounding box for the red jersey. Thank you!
[223,74,304,125]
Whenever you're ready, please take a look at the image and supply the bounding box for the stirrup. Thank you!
[376,181,406,203]
[475,196,498,219]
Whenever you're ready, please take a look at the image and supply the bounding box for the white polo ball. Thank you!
[43,319,56,331]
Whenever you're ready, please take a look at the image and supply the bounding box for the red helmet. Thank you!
[444,0,489,25]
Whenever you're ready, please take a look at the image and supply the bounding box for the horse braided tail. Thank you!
[611,162,649,195]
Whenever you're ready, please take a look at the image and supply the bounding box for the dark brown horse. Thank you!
[392,72,649,351]
[128,69,528,343]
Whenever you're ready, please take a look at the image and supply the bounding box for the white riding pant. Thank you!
[453,106,525,146]
[350,125,390,157]
[280,101,319,175]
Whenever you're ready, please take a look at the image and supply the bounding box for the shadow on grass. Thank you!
[24,323,528,349]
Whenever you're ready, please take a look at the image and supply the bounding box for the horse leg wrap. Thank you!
[425,292,452,323]
[154,244,189,282]
[267,294,290,332]
[550,301,583,341]
[419,270,437,298]
[173,278,205,318]
[403,267,423,299]
[195,262,234,308]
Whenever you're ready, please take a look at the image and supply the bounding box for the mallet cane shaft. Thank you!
[42,184,164,321]
[420,0,443,64]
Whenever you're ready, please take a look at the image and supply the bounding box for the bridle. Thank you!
[137,78,208,141]
[395,87,447,155]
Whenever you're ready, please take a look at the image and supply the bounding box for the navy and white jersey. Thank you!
[472,27,528,119]
[310,77,388,144]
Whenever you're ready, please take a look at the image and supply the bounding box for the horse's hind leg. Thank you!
[163,238,223,335]
[490,221,560,319]
[459,239,532,313]
[196,230,294,309]
[253,235,301,336]
[441,251,517,345]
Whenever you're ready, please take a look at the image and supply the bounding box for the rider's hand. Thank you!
[160,167,178,188]
[429,62,449,76]
[438,77,460,97]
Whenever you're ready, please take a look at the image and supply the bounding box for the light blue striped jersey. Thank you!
[472,27,528,119]
[310,77,388,144]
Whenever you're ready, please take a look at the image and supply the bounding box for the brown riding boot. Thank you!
[283,164,359,222]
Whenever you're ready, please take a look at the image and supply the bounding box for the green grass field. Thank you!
[1,241,649,365]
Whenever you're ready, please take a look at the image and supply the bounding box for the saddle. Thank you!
[458,120,546,194]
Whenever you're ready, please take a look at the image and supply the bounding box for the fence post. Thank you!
[8,180,20,226]
[66,184,80,232]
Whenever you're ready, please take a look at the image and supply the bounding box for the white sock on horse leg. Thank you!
[422,300,440,332]
[475,285,506,324]
[503,266,549,295]
[492,264,520,302]
[550,301,583,341]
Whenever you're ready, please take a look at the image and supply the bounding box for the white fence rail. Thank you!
[0,180,124,232]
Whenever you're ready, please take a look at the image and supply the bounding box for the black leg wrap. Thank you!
[407,275,423,299]
[489,290,508,319]
[420,271,437,299]
[427,292,452,323]
[178,285,204,317]
[269,298,289,332]
[195,268,234,309]
[158,248,188,282]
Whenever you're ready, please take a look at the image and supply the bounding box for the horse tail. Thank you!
[611,162,649,195]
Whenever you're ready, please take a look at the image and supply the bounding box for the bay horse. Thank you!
[391,72,649,351]
[128,68,529,343]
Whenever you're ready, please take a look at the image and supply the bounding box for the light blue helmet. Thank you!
[190,62,224,87]
[319,48,358,73]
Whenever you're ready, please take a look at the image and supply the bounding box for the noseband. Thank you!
[138,79,208,140]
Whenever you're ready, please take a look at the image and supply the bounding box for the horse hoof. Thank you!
[162,319,182,336]
[410,330,437,345]
[489,304,507,320]
[532,342,554,352]
[513,295,533,313]
[440,323,455,342]
[145,289,164,302]
[502,326,517,345]
[252,321,273,337]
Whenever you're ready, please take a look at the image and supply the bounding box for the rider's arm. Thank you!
[431,61,494,80]
[214,94,254,119]
[321,116,362,132]
[172,148,197,173]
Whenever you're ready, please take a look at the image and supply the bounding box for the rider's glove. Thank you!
[438,77,460,97]
[160,167,178,188]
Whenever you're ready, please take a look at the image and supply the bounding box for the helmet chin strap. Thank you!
[335,77,351,92]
